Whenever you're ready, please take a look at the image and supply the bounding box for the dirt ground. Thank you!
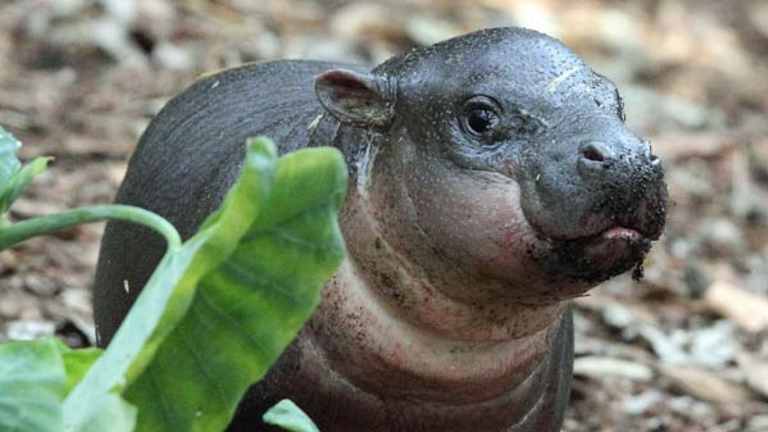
[1,0,767,431]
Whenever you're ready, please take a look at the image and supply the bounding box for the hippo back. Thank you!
[93,60,351,345]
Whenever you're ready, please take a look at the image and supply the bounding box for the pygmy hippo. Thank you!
[93,27,667,431]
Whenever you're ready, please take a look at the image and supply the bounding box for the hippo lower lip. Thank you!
[534,224,652,285]
[601,226,641,241]
[581,226,646,264]
[534,218,651,243]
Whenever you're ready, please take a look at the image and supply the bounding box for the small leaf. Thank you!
[0,126,51,214]
[0,126,21,187]
[1,156,51,213]
[263,399,320,432]
[0,338,67,432]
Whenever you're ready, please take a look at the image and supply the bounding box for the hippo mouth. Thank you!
[522,160,668,286]
[578,226,651,272]
[524,184,667,285]
[530,219,656,286]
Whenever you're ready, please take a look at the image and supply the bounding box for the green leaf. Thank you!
[125,141,347,431]
[0,338,122,432]
[0,126,21,187]
[76,394,137,432]
[62,138,279,431]
[58,343,137,432]
[1,157,51,212]
[0,338,68,432]
[263,399,320,432]
[48,137,342,432]
[51,340,103,397]
[0,127,50,214]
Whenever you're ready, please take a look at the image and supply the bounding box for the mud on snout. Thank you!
[522,138,669,287]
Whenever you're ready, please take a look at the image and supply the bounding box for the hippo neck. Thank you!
[298,252,573,430]
[302,257,572,431]
[334,127,565,342]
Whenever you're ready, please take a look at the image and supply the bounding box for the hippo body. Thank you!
[94,28,667,431]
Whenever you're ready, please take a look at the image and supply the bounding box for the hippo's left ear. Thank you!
[315,69,393,128]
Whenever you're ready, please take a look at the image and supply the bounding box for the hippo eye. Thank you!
[467,108,497,134]
[461,96,501,139]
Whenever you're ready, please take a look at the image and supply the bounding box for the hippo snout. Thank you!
[518,124,668,285]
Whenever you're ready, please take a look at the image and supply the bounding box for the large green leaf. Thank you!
[59,137,345,431]
[0,137,343,431]
[0,338,68,432]
[126,143,347,431]
[62,138,279,431]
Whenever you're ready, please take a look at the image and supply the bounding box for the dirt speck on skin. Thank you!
[2,0,768,430]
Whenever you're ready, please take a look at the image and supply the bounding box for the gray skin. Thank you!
[93,27,667,431]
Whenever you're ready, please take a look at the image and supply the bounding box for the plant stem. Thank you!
[0,205,181,251]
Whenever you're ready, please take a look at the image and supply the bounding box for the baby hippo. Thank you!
[94,27,667,431]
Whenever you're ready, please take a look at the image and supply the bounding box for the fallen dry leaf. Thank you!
[574,356,654,382]
[738,353,768,399]
[658,365,752,404]
[703,280,768,333]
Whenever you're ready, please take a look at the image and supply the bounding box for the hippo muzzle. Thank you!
[519,115,668,284]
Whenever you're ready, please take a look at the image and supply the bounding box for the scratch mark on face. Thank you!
[307,113,323,132]
[547,66,580,94]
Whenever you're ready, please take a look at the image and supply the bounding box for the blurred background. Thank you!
[1,0,767,430]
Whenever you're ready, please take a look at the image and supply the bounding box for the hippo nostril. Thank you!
[579,141,612,163]
[582,146,604,162]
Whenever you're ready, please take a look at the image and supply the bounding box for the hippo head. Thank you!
[315,27,667,305]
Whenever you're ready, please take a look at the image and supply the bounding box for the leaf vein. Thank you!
[196,288,269,361]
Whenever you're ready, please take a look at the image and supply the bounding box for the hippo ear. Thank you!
[315,69,393,128]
